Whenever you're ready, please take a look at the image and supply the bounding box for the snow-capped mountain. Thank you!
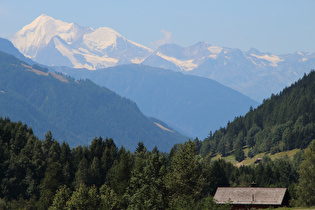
[143,42,315,101]
[142,42,224,71]
[9,15,315,101]
[9,14,153,69]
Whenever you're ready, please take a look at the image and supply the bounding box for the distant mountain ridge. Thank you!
[8,14,315,101]
[0,51,187,151]
[146,42,315,101]
[0,37,35,65]
[0,38,258,144]
[51,64,259,139]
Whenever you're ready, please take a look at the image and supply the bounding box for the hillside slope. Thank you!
[52,64,259,139]
[199,70,315,158]
[0,51,187,151]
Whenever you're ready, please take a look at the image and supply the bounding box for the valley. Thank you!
[0,10,314,209]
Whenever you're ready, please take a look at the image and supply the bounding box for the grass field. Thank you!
[209,148,301,166]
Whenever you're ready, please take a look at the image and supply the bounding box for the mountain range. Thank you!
[2,14,314,149]
[51,64,259,138]
[8,14,315,101]
[0,51,187,151]
[0,36,259,143]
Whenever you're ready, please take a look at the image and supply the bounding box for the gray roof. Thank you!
[214,187,287,205]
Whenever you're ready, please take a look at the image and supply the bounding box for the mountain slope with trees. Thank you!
[0,51,187,151]
[51,64,259,138]
[199,70,315,160]
[0,117,313,209]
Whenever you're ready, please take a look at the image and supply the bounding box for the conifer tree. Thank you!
[166,140,204,207]
[100,184,118,210]
[49,185,71,210]
[74,157,90,187]
[108,147,132,196]
[296,139,315,206]
[37,161,62,209]
[66,184,100,209]
[126,146,167,210]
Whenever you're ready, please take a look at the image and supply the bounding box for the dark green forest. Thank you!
[0,117,314,209]
[199,70,315,161]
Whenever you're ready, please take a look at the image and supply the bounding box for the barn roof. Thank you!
[214,187,287,205]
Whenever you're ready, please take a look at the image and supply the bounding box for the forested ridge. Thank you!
[0,51,186,151]
[51,63,259,139]
[0,118,314,209]
[199,70,315,161]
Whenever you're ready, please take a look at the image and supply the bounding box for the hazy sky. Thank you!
[0,0,314,54]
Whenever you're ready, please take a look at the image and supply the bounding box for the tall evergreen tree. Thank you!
[37,161,62,209]
[74,157,90,187]
[126,146,167,210]
[49,185,71,210]
[66,184,100,210]
[166,140,204,207]
[296,139,315,207]
[107,147,132,197]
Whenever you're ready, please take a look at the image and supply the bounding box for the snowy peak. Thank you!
[9,14,152,69]
[146,42,228,71]
[9,14,92,58]
[83,27,121,51]
[147,41,291,72]
[18,14,92,44]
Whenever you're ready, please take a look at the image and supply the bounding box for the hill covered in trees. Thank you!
[0,51,187,151]
[199,70,315,161]
[0,117,314,209]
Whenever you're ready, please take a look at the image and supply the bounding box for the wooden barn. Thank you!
[214,187,290,209]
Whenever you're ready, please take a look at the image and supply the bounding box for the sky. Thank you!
[0,0,314,54]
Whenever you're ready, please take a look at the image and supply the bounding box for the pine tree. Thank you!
[49,185,71,210]
[207,159,230,195]
[74,157,90,187]
[166,140,204,207]
[234,139,245,162]
[108,147,132,196]
[101,138,117,181]
[37,161,62,209]
[126,146,167,210]
[66,184,100,209]
[90,157,102,187]
[296,140,315,206]
[100,184,118,210]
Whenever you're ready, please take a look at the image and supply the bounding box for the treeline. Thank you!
[199,70,315,160]
[0,117,314,209]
